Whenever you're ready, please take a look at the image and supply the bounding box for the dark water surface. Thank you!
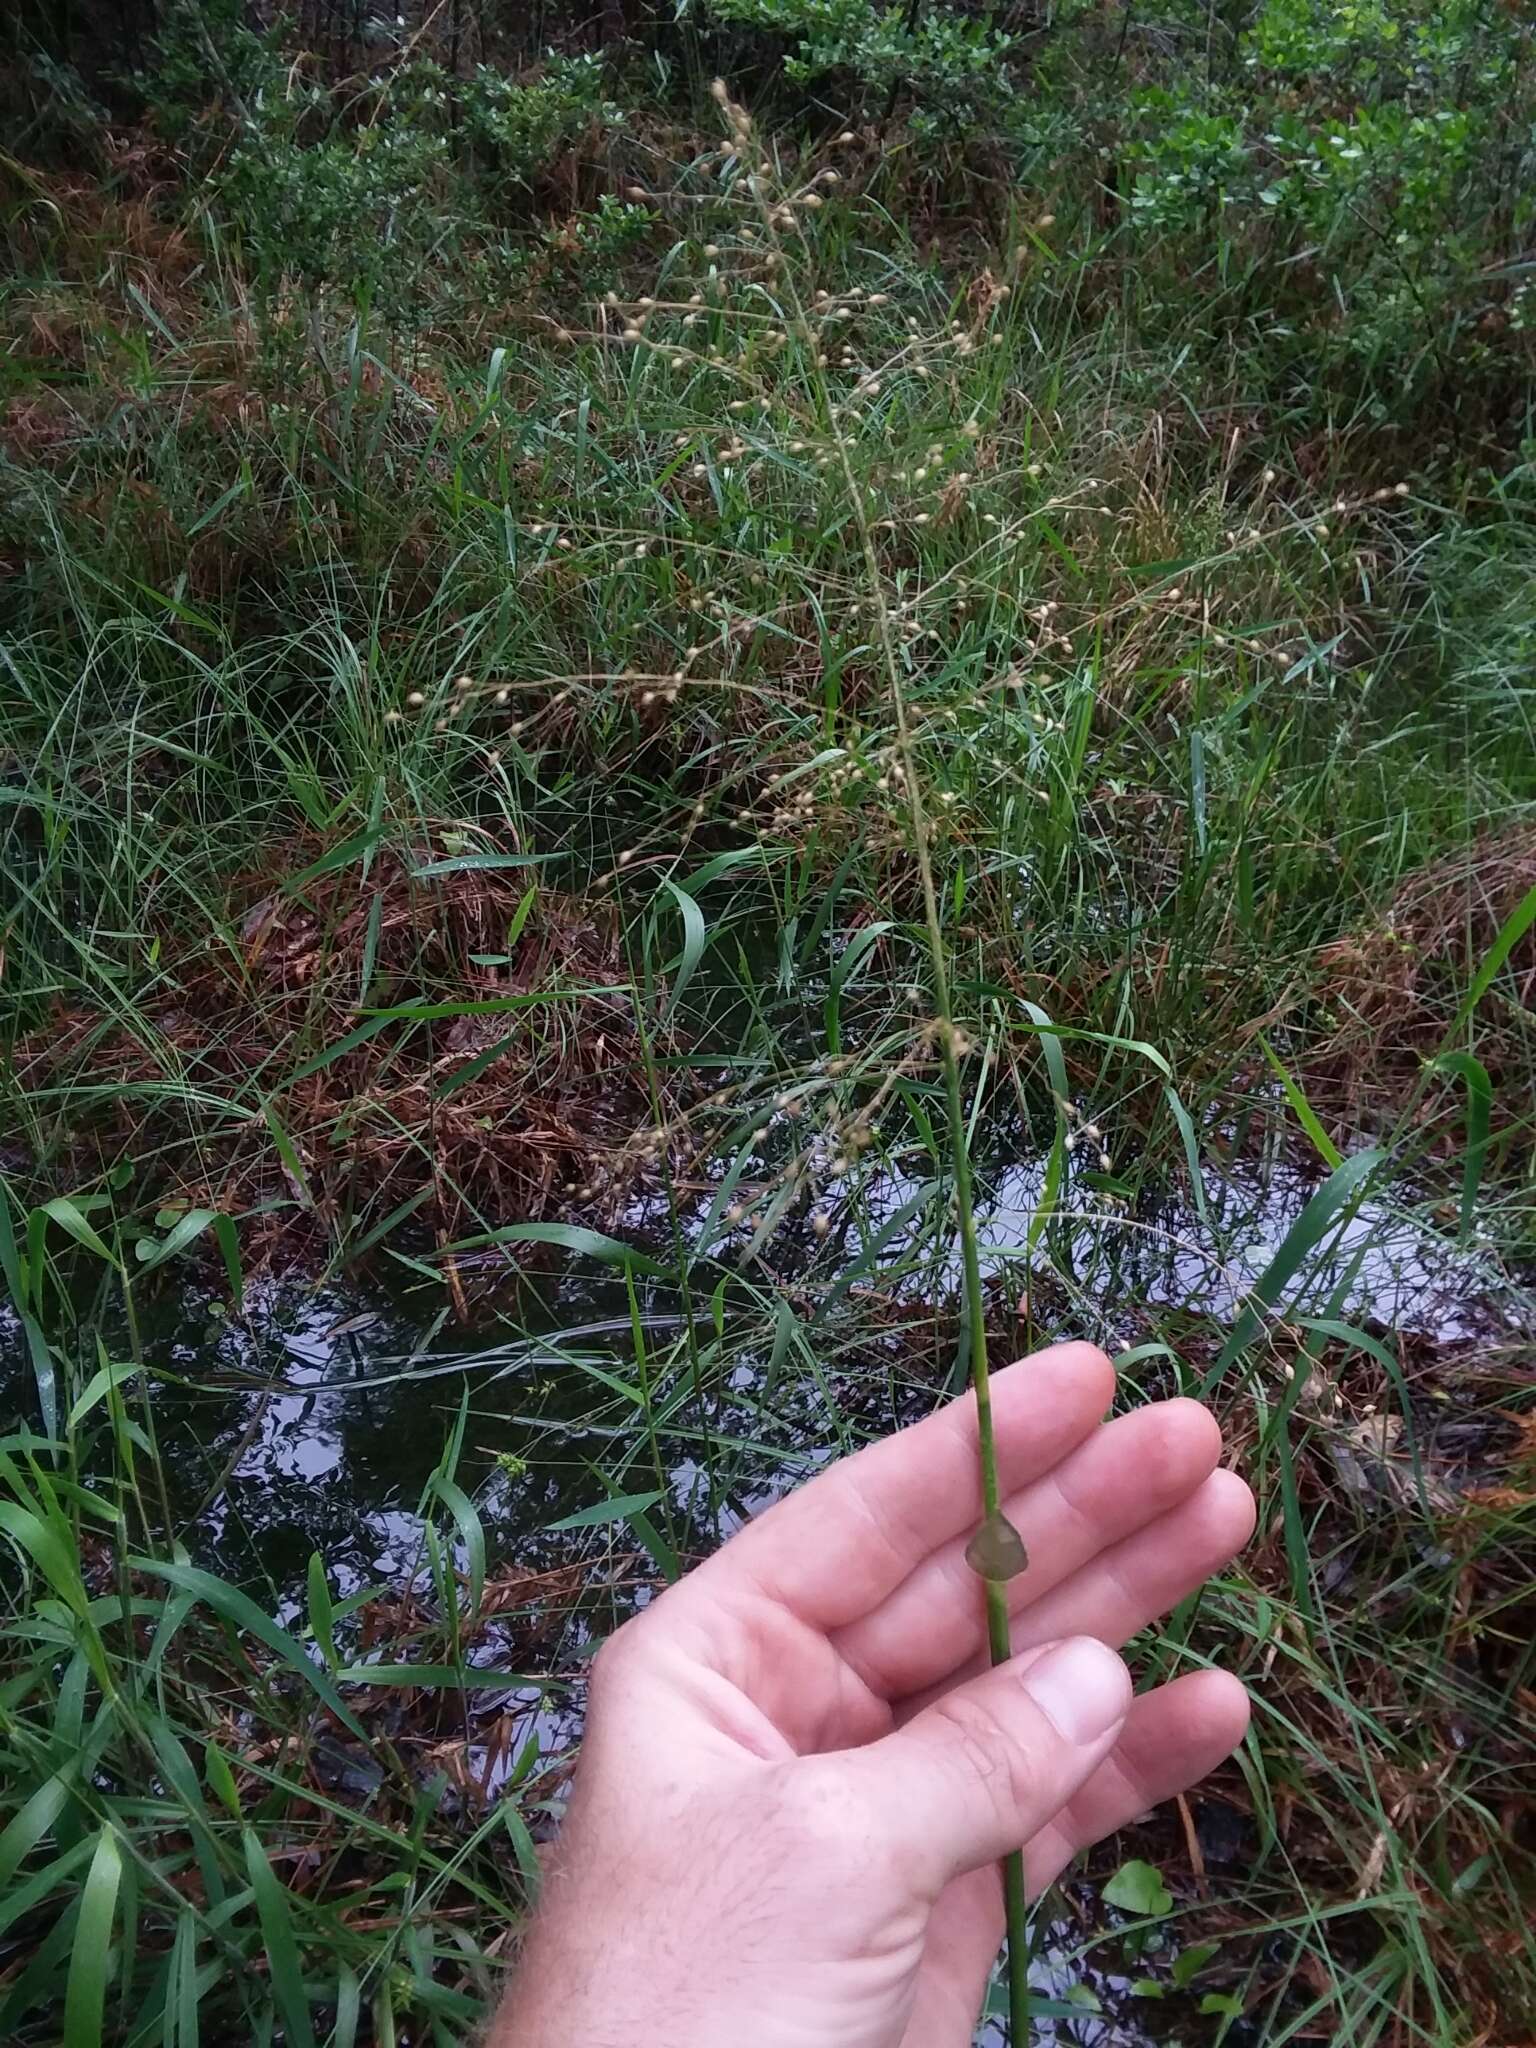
[2,1138,1524,2044]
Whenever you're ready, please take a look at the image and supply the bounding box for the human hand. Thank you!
[492,1343,1255,2048]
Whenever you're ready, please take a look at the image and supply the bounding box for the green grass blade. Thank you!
[307,1552,339,1672]
[39,1196,121,1271]
[0,1770,73,1887]
[1163,1084,1213,1229]
[660,877,709,1020]
[68,1361,143,1429]
[211,1213,245,1310]
[0,1839,97,1942]
[0,1501,89,1618]
[169,1907,202,2048]
[332,1964,361,2048]
[0,1199,59,1435]
[1205,1149,1384,1387]
[547,1489,666,1531]
[244,1826,317,2048]
[1450,879,1536,1034]
[430,1474,486,1621]
[1257,1034,1343,1170]
[1018,998,1070,1103]
[130,1560,368,1741]
[431,1221,665,1274]
[64,1826,122,2048]
[1433,1050,1493,1242]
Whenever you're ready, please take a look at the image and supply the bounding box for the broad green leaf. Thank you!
[39,1197,120,1271]
[283,826,386,891]
[577,1461,680,1582]
[307,1552,338,1672]
[0,1501,88,1617]
[431,1475,485,1621]
[410,852,546,878]
[0,1839,95,1942]
[1103,1858,1173,1917]
[433,1221,663,1275]
[68,1362,141,1429]
[204,1741,242,1820]
[1200,1991,1246,2018]
[830,920,895,999]
[505,882,538,950]
[679,845,766,894]
[1018,999,1070,1103]
[1172,1940,1221,1988]
[133,1207,223,1274]
[212,1213,244,1310]
[17,1312,57,1441]
[985,1985,1101,2021]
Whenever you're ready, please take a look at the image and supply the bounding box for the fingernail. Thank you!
[1021,1637,1129,1744]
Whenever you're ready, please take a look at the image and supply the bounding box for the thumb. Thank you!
[847,1637,1131,1891]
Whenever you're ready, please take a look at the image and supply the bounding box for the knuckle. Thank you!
[587,1612,651,1697]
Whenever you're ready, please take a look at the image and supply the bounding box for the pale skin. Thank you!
[492,1342,1257,2048]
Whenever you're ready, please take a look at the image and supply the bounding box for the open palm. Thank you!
[496,1342,1255,2048]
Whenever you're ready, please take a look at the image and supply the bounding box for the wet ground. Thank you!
[3,1131,1527,2042]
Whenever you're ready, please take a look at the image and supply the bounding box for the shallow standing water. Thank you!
[2,1139,1524,2043]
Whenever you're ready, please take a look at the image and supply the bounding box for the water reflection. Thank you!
[1,1137,1513,1607]
[1,1132,1523,2043]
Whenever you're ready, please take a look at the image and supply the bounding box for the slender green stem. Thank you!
[731,95,1033,2030]
[830,357,1034,2048]
[806,260,1035,2048]
[932,892,1031,2047]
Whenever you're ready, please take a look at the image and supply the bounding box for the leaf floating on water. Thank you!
[965,1511,1029,1581]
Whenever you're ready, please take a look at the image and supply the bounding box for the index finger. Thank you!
[687,1341,1114,1631]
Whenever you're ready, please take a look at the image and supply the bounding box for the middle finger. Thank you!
[831,1397,1227,1697]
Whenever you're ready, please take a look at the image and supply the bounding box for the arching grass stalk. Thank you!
[715,82,1032,2039]
[842,519,1033,2048]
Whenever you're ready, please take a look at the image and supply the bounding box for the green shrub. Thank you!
[1026,0,1536,422]
[142,8,623,305]
[704,0,1023,137]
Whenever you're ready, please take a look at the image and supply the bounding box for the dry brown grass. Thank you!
[11,845,679,1261]
[1312,820,1536,1108]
